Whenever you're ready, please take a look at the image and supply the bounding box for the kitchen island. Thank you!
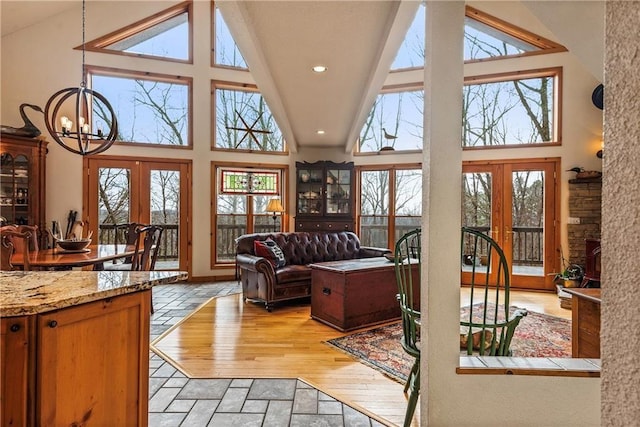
[1,270,187,427]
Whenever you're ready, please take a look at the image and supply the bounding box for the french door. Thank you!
[461,159,559,291]
[83,156,191,274]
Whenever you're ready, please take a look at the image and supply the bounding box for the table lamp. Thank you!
[266,198,285,232]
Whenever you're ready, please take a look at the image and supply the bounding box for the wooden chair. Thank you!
[104,223,143,270]
[393,228,421,427]
[132,225,164,272]
[0,227,32,271]
[460,227,527,356]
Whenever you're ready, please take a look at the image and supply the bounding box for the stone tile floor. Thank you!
[149,282,388,426]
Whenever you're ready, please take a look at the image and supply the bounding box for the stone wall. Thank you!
[567,178,601,267]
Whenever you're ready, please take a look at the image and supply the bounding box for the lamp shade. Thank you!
[266,198,285,213]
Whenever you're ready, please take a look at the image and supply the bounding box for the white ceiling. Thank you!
[1,1,604,153]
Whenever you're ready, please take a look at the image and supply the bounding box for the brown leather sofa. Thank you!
[235,231,391,311]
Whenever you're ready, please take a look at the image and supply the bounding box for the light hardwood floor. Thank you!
[152,288,568,427]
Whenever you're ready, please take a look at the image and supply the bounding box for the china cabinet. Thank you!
[0,135,47,240]
[295,161,354,232]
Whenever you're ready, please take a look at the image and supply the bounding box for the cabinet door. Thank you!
[36,291,150,426]
[0,152,31,225]
[296,166,324,216]
[1,316,31,427]
[325,168,352,216]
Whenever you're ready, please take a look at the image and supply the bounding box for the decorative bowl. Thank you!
[56,238,91,251]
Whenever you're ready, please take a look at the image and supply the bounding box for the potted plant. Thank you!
[550,248,584,288]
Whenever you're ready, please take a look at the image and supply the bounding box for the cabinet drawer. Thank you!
[295,219,354,232]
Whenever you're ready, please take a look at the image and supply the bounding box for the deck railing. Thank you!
[98,224,179,260]
[462,226,543,266]
[99,223,543,266]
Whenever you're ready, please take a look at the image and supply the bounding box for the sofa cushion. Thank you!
[254,239,286,268]
[275,264,312,284]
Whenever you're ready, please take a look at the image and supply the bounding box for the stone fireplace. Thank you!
[567,177,602,267]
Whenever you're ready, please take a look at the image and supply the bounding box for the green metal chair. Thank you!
[460,227,527,356]
[394,228,421,427]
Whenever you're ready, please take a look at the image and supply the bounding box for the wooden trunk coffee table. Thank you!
[310,257,418,331]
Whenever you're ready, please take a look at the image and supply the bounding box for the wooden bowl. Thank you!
[56,239,91,251]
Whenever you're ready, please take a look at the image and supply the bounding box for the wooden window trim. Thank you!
[81,1,193,64]
[463,6,567,64]
[87,66,193,148]
[463,67,562,149]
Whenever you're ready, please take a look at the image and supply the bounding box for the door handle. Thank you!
[491,227,499,239]
[505,228,514,241]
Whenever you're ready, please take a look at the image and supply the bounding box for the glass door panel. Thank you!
[141,162,189,271]
[509,170,544,278]
[149,169,180,270]
[462,160,558,291]
[461,169,498,284]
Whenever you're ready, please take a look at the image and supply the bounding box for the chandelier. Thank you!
[44,0,118,156]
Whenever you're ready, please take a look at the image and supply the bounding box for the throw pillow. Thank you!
[254,239,286,268]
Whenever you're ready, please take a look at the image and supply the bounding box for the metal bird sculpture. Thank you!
[1,103,44,137]
[382,128,397,140]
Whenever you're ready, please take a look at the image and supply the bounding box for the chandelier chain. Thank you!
[81,0,86,87]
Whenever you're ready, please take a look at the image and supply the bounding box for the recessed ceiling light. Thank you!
[312,65,327,73]
[316,130,325,135]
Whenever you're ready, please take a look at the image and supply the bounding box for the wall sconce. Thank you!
[266,198,285,232]
[596,139,604,159]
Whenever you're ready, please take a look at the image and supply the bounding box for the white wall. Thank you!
[1,1,603,281]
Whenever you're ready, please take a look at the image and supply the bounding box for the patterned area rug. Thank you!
[326,306,571,383]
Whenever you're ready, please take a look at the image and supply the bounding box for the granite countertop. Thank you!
[0,270,188,317]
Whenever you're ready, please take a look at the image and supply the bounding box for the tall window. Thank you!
[358,86,423,153]
[212,164,287,265]
[89,67,191,147]
[463,68,560,148]
[212,2,248,69]
[358,166,422,249]
[213,82,285,152]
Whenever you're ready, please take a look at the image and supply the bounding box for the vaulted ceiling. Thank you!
[1,1,604,153]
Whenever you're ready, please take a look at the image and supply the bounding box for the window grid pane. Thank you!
[91,74,189,146]
[359,90,423,152]
[215,88,285,152]
[463,75,555,147]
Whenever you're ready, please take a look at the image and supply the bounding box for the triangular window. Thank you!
[212,2,248,69]
[390,5,566,71]
[391,3,425,71]
[83,2,192,63]
[464,6,566,62]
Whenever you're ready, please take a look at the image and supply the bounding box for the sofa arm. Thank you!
[359,246,392,258]
[236,253,275,276]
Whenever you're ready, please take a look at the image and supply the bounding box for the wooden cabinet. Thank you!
[1,316,32,427]
[295,161,354,232]
[0,290,150,426]
[0,135,47,244]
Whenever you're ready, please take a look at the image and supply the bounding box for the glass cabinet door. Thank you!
[297,167,323,215]
[325,168,351,215]
[0,153,31,225]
